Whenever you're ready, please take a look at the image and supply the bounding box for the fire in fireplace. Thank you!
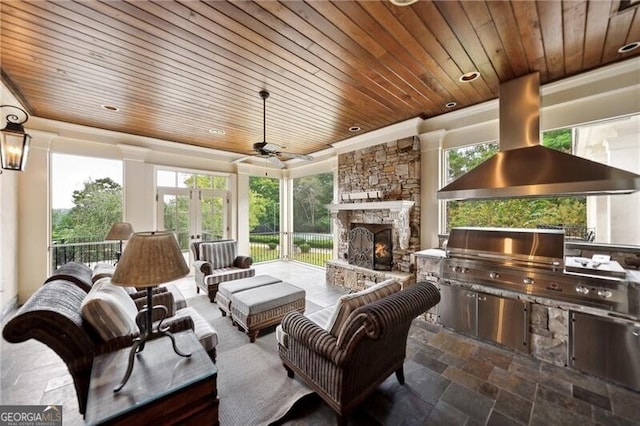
[348,224,393,271]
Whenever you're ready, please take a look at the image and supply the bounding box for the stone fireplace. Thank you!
[325,136,421,290]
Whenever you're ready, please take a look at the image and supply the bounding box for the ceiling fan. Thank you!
[232,90,314,168]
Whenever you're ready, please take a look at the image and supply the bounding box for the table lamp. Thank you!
[110,231,190,392]
[105,222,134,264]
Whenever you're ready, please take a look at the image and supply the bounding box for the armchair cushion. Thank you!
[200,240,238,269]
[325,278,401,336]
[80,277,139,340]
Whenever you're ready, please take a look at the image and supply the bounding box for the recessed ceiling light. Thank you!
[101,104,119,112]
[618,41,640,53]
[389,0,418,6]
[445,101,457,108]
[208,128,226,135]
[459,71,480,83]
[349,126,361,133]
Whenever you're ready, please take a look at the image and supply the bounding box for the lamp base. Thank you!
[113,289,191,392]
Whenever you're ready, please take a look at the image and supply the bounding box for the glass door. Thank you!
[198,189,229,241]
[157,188,229,266]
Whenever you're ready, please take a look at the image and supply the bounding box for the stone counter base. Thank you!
[326,259,414,291]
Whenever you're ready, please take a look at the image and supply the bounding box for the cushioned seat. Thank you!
[230,281,305,342]
[191,240,255,302]
[216,275,282,317]
[173,307,218,352]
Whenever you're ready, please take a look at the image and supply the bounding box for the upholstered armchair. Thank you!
[190,239,255,302]
[277,281,441,425]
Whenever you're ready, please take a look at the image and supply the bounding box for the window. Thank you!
[51,154,123,243]
[442,114,640,245]
[50,154,123,269]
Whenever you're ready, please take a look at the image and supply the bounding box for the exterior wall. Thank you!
[0,169,19,318]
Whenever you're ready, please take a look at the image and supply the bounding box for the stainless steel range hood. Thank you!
[437,72,640,200]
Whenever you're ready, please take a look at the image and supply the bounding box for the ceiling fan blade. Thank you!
[231,155,253,164]
[261,142,281,152]
[279,152,314,161]
[268,156,286,168]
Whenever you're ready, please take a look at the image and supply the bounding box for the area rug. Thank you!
[188,295,315,425]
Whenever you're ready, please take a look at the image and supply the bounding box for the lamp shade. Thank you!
[105,222,134,241]
[111,231,189,288]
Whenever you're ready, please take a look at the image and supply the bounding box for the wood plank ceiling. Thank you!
[1,0,639,162]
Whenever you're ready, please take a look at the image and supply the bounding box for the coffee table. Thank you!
[85,331,218,425]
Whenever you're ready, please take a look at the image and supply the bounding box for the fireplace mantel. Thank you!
[326,200,415,249]
[326,200,414,213]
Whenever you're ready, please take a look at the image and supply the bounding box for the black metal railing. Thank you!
[249,232,334,267]
[289,233,333,268]
[537,224,596,242]
[51,241,120,272]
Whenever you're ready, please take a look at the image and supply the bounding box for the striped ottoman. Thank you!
[230,282,305,343]
[216,275,282,317]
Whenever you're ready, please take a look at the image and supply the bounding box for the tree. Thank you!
[249,176,280,232]
[293,173,333,233]
[54,178,123,242]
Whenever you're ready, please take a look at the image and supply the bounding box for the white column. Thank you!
[281,170,291,260]
[18,130,56,302]
[235,164,250,255]
[118,145,152,232]
[608,135,640,244]
[419,130,446,249]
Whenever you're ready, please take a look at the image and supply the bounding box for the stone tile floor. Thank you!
[2,261,640,425]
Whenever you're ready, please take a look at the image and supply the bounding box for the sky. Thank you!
[51,153,123,209]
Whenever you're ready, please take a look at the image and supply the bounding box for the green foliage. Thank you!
[249,234,279,244]
[542,129,572,152]
[446,142,498,181]
[293,173,333,233]
[293,237,307,245]
[267,242,277,250]
[299,243,311,253]
[53,178,123,242]
[250,176,280,232]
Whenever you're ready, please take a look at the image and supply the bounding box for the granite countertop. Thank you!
[414,248,446,258]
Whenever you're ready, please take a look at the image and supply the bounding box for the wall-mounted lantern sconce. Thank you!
[0,105,32,172]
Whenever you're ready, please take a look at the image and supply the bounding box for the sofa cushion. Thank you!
[199,241,237,269]
[80,277,139,341]
[172,307,218,352]
[203,267,255,285]
[92,263,116,284]
[326,278,401,336]
[306,306,334,331]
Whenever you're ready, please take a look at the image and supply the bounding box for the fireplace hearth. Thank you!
[348,224,393,271]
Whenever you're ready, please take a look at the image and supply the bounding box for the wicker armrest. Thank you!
[281,311,345,365]
[194,260,212,276]
[128,286,169,299]
[133,291,176,320]
[234,256,253,268]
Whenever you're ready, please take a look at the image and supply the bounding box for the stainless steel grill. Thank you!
[441,227,639,317]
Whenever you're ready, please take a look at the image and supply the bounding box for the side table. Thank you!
[85,331,218,425]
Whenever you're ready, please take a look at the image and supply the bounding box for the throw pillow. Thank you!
[81,277,140,341]
[326,278,401,336]
[199,241,237,270]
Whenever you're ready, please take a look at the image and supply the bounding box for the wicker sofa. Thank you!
[191,239,255,302]
[2,271,217,416]
[277,280,441,425]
